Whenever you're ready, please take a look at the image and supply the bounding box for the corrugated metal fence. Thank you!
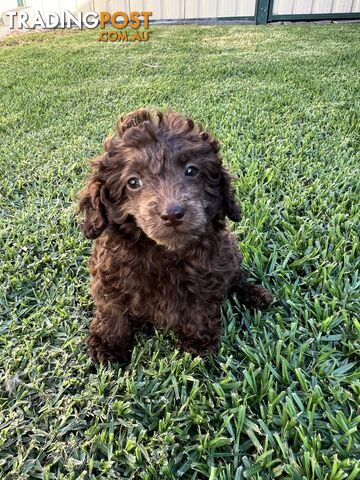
[272,0,360,15]
[3,0,360,23]
[94,1,360,21]
[93,1,257,19]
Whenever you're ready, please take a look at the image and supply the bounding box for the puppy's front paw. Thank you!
[87,334,128,364]
[177,329,220,357]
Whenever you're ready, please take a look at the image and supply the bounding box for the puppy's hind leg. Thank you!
[87,305,133,364]
[228,272,273,310]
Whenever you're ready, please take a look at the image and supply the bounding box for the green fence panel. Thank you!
[255,0,271,24]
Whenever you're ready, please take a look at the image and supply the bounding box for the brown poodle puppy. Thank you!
[78,109,272,363]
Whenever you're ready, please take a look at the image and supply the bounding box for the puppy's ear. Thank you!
[220,166,241,222]
[197,128,241,222]
[77,157,108,240]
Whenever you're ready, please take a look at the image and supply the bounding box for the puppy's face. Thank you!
[120,144,219,250]
[78,110,241,250]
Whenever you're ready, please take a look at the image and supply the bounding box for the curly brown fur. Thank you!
[78,109,272,363]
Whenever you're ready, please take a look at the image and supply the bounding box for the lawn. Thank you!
[0,24,359,480]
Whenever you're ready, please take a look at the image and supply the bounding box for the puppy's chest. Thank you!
[121,247,233,302]
[106,247,209,296]
[126,253,193,294]
[94,232,239,311]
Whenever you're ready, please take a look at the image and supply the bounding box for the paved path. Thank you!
[0,26,11,40]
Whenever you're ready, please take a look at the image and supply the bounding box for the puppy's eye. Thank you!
[127,177,143,190]
[184,166,199,177]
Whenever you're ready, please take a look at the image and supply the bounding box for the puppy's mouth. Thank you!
[139,218,205,250]
[152,223,199,244]
[163,222,187,232]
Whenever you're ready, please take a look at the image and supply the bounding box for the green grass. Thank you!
[0,24,359,479]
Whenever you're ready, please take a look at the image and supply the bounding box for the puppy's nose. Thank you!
[161,204,185,225]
